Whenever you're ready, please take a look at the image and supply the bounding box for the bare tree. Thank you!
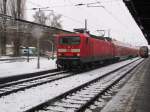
[46,12,62,53]
[8,0,25,19]
[47,11,62,28]
[7,0,26,56]
[21,24,37,48]
[33,10,62,28]
[33,10,47,25]
[33,10,47,55]
[0,0,7,55]
[32,10,63,55]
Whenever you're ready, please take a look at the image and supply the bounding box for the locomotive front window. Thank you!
[60,36,80,45]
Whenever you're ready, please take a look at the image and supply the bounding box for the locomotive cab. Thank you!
[56,32,114,70]
[56,34,82,69]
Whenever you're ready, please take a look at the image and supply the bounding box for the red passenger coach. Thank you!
[112,40,139,60]
[56,30,139,70]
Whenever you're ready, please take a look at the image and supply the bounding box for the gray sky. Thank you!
[26,0,148,46]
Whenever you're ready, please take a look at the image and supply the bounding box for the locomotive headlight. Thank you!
[77,53,80,56]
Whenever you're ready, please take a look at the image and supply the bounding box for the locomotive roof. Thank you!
[112,39,138,49]
[57,33,110,41]
[90,34,106,40]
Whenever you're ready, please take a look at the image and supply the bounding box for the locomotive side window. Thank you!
[60,36,80,45]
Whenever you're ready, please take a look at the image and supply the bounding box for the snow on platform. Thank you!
[0,57,56,78]
[101,58,149,112]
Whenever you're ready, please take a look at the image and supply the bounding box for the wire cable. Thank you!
[27,1,85,25]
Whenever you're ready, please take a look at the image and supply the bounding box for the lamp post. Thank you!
[31,27,43,69]
[37,36,40,68]
[31,7,53,69]
[27,46,30,62]
[47,40,54,60]
[24,25,30,62]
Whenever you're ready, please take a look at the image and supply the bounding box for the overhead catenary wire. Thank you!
[27,1,85,25]
[75,0,131,31]
[27,0,103,30]
[27,1,100,30]
[27,0,143,39]
[0,13,72,33]
[94,0,146,43]
[28,0,76,8]
[28,0,122,29]
[71,1,135,41]
[27,1,86,26]
[28,1,42,7]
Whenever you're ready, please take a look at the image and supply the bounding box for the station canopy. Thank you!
[123,0,150,44]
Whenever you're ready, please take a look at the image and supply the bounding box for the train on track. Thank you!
[55,29,147,70]
[139,46,149,58]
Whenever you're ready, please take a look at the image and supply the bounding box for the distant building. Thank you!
[20,47,36,56]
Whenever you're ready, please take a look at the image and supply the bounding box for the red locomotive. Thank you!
[56,29,139,69]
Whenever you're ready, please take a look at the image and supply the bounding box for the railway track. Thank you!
[0,57,35,64]
[24,58,143,112]
[0,69,59,84]
[0,70,75,97]
[0,57,27,61]
[0,59,134,97]
[0,59,133,97]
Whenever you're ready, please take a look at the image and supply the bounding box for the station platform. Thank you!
[101,57,150,112]
[132,57,150,112]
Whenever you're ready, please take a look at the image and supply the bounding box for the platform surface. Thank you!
[100,57,150,112]
[132,57,150,112]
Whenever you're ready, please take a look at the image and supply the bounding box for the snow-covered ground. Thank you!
[0,57,56,78]
[0,57,142,112]
[0,56,25,60]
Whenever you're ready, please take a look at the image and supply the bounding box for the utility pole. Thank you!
[37,33,40,69]
[85,19,87,31]
[37,8,41,69]
[48,40,54,60]
[108,29,111,37]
